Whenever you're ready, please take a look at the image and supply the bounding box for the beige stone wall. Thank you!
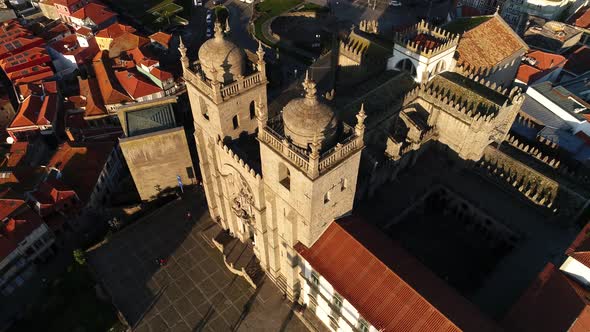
[120,127,195,201]
[39,2,59,20]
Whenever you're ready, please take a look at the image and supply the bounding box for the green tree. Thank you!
[73,249,86,265]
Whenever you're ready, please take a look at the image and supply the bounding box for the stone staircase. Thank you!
[210,229,264,288]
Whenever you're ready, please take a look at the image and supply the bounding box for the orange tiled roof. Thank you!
[516,64,541,84]
[13,71,54,85]
[564,45,590,75]
[0,36,45,58]
[9,94,58,128]
[2,142,29,168]
[107,32,150,58]
[0,47,51,73]
[295,216,499,332]
[149,31,171,48]
[71,3,116,26]
[47,141,114,202]
[115,69,162,99]
[565,222,590,269]
[7,64,53,81]
[0,200,43,261]
[92,55,132,105]
[503,263,590,332]
[570,6,590,29]
[150,67,173,81]
[456,14,528,69]
[78,76,107,117]
[16,80,57,99]
[126,47,158,67]
[96,23,135,39]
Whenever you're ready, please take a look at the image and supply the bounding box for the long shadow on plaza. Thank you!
[87,189,216,329]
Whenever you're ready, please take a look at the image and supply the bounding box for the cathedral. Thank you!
[182,14,590,332]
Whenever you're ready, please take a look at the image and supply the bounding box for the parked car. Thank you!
[206,27,213,38]
[206,12,213,23]
[212,0,221,5]
[389,0,401,6]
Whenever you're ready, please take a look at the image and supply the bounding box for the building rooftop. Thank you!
[564,45,590,76]
[524,19,582,53]
[454,14,527,69]
[7,64,53,81]
[149,31,171,48]
[295,216,498,332]
[92,55,132,105]
[565,222,590,269]
[0,199,43,261]
[0,36,45,59]
[71,3,116,27]
[568,5,590,29]
[77,76,107,117]
[503,263,590,332]
[516,50,566,84]
[47,141,114,203]
[531,81,590,122]
[115,69,162,99]
[0,47,50,73]
[9,94,58,128]
[95,23,135,39]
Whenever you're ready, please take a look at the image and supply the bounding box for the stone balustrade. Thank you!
[260,122,362,178]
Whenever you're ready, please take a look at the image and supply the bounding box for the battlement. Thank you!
[216,138,262,180]
[394,20,460,59]
[339,30,390,67]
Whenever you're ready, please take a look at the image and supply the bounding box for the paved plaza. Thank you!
[88,190,308,332]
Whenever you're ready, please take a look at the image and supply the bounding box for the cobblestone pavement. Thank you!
[88,189,308,332]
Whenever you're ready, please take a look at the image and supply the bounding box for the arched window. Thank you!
[279,163,290,190]
[395,59,417,78]
[249,101,256,119]
[232,115,239,129]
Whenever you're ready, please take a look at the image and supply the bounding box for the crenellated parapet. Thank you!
[393,20,460,59]
[339,30,389,68]
[476,149,559,210]
[216,137,262,181]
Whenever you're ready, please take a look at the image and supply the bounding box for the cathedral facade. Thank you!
[182,23,364,298]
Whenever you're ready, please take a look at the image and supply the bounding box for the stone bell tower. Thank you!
[183,21,268,220]
[256,73,365,298]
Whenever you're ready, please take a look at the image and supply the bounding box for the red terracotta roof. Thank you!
[47,141,114,202]
[503,263,590,332]
[13,71,54,85]
[569,6,590,29]
[295,216,499,332]
[92,55,132,105]
[115,69,162,99]
[95,23,135,39]
[412,33,444,50]
[75,26,93,37]
[0,199,44,261]
[107,32,150,58]
[3,142,29,168]
[71,3,116,27]
[457,14,528,69]
[527,50,566,70]
[30,178,77,216]
[0,47,51,73]
[52,0,83,7]
[78,76,107,117]
[565,222,590,269]
[564,45,590,75]
[150,67,173,81]
[7,64,53,81]
[149,31,171,48]
[9,94,58,128]
[16,80,57,99]
[516,64,541,84]
[126,47,159,67]
[0,36,45,59]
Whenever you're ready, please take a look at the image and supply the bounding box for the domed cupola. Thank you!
[282,72,338,149]
[197,21,246,84]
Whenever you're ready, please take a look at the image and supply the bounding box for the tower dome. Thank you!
[282,73,338,149]
[197,21,245,84]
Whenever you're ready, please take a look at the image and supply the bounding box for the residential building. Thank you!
[515,50,566,85]
[0,47,52,75]
[6,94,59,142]
[95,23,135,51]
[568,5,590,45]
[47,33,98,76]
[68,2,116,32]
[523,18,583,54]
[523,81,590,135]
[148,31,171,51]
[52,0,87,22]
[38,0,59,20]
[0,198,55,296]
[562,45,590,79]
